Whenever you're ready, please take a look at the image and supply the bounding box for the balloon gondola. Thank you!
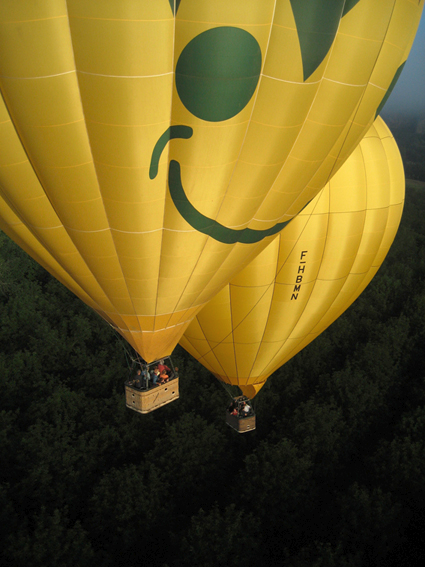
[125,356,179,414]
[226,396,256,433]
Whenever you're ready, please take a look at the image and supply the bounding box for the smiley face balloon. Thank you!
[0,1,422,361]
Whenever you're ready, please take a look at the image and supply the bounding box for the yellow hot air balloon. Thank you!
[0,1,421,366]
[180,117,405,402]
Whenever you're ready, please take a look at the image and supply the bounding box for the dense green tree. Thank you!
[88,463,168,563]
[178,504,261,567]
[336,484,403,565]
[146,412,230,516]
[4,507,94,567]
[236,437,315,560]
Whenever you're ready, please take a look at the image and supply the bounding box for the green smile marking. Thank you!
[168,159,292,244]
[150,126,292,245]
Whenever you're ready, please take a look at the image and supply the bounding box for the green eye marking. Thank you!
[175,27,262,122]
[291,0,361,80]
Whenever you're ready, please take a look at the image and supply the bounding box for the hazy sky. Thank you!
[383,10,425,115]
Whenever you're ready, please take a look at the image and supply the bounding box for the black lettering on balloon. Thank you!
[291,251,308,300]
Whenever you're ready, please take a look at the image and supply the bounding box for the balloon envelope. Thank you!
[0,2,421,361]
[180,117,405,397]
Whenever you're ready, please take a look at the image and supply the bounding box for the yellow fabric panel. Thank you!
[190,346,231,379]
[350,209,390,273]
[339,0,395,42]
[259,282,317,345]
[176,0,274,26]
[327,0,394,86]
[318,212,366,279]
[263,25,302,83]
[191,287,234,344]
[327,152,367,213]
[307,120,367,192]
[69,0,171,20]
[0,2,421,363]
[79,75,173,128]
[181,318,220,362]
[179,0,276,27]
[326,33,383,87]
[234,342,267,381]
[0,1,66,22]
[181,117,405,394]
[373,205,404,267]
[239,383,266,399]
[85,117,168,170]
[233,235,280,286]
[250,339,294,378]
[309,272,371,337]
[289,279,349,339]
[205,342,239,381]
[308,82,367,128]
[289,119,351,164]
[69,19,173,77]
[252,78,318,129]
[231,286,275,343]
[237,122,301,173]
[0,12,72,79]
